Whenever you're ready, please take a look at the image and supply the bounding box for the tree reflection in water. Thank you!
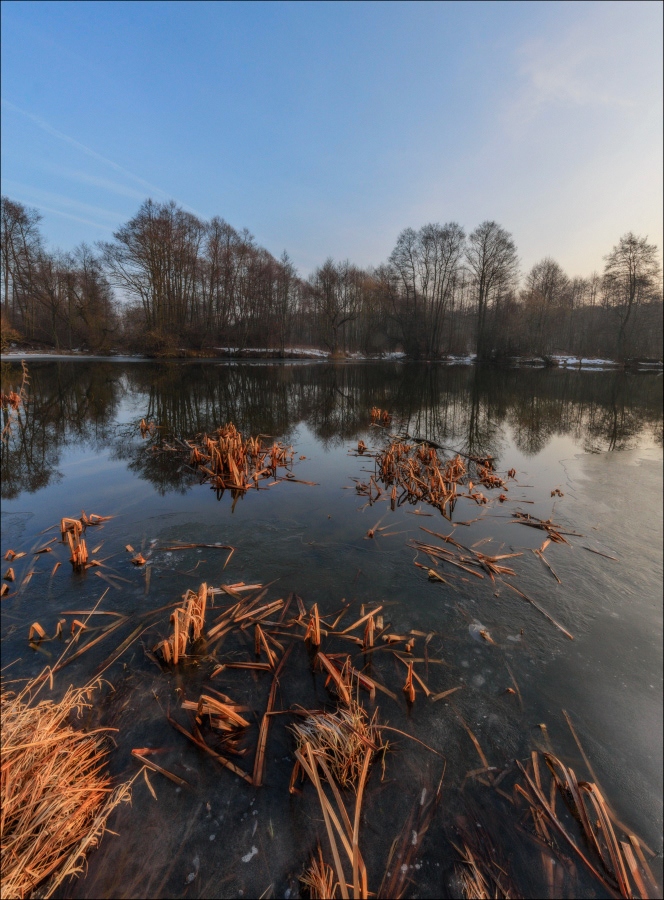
[1,361,121,499]
[2,360,661,499]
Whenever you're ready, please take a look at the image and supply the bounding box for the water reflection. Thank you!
[2,360,661,498]
[1,361,121,498]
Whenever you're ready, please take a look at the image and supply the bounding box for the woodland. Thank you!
[1,196,662,361]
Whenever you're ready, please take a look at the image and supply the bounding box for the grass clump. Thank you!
[0,678,131,900]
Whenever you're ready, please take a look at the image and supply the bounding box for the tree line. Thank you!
[1,195,662,361]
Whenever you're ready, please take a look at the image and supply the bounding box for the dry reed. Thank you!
[290,701,383,790]
[154,582,207,664]
[181,422,295,497]
[1,360,29,443]
[300,843,338,899]
[1,678,132,899]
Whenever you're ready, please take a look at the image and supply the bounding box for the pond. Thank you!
[1,360,662,899]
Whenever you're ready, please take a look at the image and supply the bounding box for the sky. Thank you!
[1,0,662,278]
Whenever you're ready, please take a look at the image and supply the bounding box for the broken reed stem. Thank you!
[154,582,207,664]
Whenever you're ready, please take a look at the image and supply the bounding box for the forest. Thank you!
[1,195,662,361]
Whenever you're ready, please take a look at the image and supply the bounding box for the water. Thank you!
[1,360,662,898]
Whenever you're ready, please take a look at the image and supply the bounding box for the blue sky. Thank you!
[1,0,662,277]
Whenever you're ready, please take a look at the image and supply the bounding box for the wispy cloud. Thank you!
[516,38,633,114]
[35,161,149,202]
[28,204,114,232]
[2,181,121,232]
[505,12,646,132]
[2,98,171,199]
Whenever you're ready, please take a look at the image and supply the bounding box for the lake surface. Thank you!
[1,360,662,899]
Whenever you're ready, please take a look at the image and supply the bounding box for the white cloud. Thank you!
[1,98,201,216]
[506,5,660,130]
[29,205,114,232]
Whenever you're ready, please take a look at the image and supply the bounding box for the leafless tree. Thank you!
[1,197,43,339]
[389,223,465,357]
[602,232,662,360]
[3,194,661,361]
[465,221,519,361]
[308,259,362,355]
[522,258,571,356]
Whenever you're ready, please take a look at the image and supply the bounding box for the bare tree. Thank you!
[389,223,465,357]
[101,199,205,347]
[309,259,361,355]
[522,258,571,356]
[465,222,519,361]
[602,233,662,360]
[1,197,43,338]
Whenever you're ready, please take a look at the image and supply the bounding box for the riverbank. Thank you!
[2,344,662,369]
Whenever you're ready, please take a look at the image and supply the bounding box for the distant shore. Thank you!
[2,344,662,369]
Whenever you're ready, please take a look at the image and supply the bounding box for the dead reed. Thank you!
[0,677,132,900]
[154,582,207,664]
[300,843,338,899]
[376,439,469,518]
[370,407,391,426]
[1,360,29,443]
[164,422,300,500]
[512,749,658,899]
[289,701,383,790]
[453,835,519,899]
[294,741,372,900]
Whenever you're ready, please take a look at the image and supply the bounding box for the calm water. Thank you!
[1,360,662,899]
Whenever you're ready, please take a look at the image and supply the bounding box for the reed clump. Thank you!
[376,436,513,517]
[376,439,469,517]
[1,360,29,442]
[188,422,294,494]
[370,407,391,425]
[511,748,658,899]
[154,582,207,664]
[0,678,132,900]
[290,700,383,790]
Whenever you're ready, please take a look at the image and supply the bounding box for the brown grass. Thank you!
[153,582,207,664]
[182,422,294,497]
[1,360,29,442]
[300,843,339,899]
[0,677,132,899]
[289,700,383,790]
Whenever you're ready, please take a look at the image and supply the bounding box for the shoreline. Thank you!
[1,347,662,369]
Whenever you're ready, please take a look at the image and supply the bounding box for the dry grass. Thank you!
[300,843,338,899]
[187,422,294,494]
[290,700,383,790]
[294,741,372,900]
[376,439,470,517]
[513,749,658,899]
[454,838,518,899]
[0,677,132,899]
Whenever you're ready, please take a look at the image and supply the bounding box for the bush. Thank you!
[0,314,22,352]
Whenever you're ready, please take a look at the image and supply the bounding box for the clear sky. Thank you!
[1,0,662,278]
